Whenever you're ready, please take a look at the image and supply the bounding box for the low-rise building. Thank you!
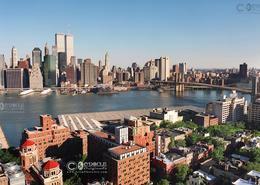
[188,170,216,185]
[194,113,219,127]
[0,165,8,185]
[150,108,183,123]
[2,162,25,185]
[232,170,260,185]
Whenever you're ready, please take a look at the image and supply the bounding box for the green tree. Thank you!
[243,162,260,171]
[175,139,186,147]
[158,178,170,185]
[160,120,173,128]
[168,137,175,149]
[210,146,225,161]
[185,133,201,146]
[0,149,19,164]
[151,124,159,131]
[174,164,189,183]
[64,174,82,185]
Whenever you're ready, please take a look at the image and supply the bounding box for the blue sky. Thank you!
[0,0,260,68]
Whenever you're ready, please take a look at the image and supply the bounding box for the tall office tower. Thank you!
[105,52,109,70]
[98,60,102,69]
[158,56,170,81]
[64,64,77,84]
[43,55,57,86]
[70,56,76,65]
[55,33,65,53]
[4,68,24,88]
[0,55,5,89]
[30,64,43,89]
[134,70,144,84]
[179,62,187,74]
[44,43,49,56]
[20,140,39,170]
[173,64,180,73]
[32,48,42,66]
[143,60,158,81]
[65,34,74,65]
[77,58,83,65]
[252,75,260,102]
[206,91,247,123]
[11,46,18,68]
[80,59,98,86]
[58,52,66,72]
[239,62,248,79]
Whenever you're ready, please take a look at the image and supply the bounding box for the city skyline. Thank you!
[1,0,260,68]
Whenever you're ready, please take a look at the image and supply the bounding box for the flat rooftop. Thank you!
[109,144,143,155]
[58,106,203,132]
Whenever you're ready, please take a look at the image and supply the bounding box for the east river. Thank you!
[0,89,251,146]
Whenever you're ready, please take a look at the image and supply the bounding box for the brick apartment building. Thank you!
[125,117,155,156]
[88,129,150,185]
[105,144,150,185]
[21,114,87,161]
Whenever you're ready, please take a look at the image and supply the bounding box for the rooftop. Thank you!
[232,178,255,185]
[92,131,116,142]
[42,160,59,171]
[109,144,143,155]
[193,170,216,181]
[21,139,35,148]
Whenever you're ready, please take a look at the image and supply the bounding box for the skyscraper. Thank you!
[239,63,248,79]
[44,43,49,56]
[32,48,42,66]
[65,34,74,65]
[11,46,18,68]
[43,55,57,87]
[105,52,109,71]
[158,56,170,81]
[80,59,98,86]
[55,33,65,53]
[179,62,187,74]
[251,75,260,102]
[4,68,24,89]
[0,55,5,89]
[30,64,43,89]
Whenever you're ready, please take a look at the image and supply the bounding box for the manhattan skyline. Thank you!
[1,0,260,68]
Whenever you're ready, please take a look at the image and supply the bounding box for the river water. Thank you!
[0,89,251,146]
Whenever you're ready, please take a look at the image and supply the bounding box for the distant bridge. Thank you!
[151,80,252,94]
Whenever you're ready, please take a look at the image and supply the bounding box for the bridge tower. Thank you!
[175,73,185,92]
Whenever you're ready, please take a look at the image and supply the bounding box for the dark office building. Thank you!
[239,63,248,79]
[4,68,24,89]
[43,55,57,87]
[58,52,66,73]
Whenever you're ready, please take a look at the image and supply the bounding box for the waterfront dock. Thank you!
[57,106,204,132]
